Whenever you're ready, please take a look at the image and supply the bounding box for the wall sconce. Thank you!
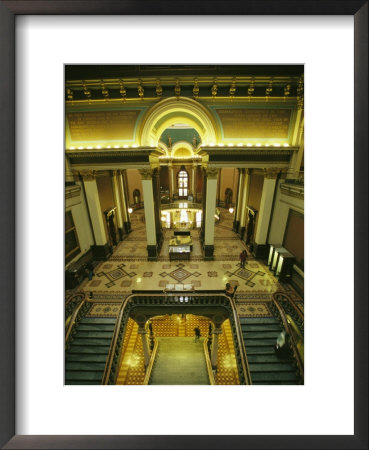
[128,207,133,214]
[229,207,234,214]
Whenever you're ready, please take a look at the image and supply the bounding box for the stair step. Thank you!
[246,347,276,355]
[240,317,280,325]
[65,371,104,382]
[241,324,282,332]
[74,331,114,339]
[244,339,276,346]
[251,372,299,382]
[78,324,116,332]
[67,346,111,355]
[242,331,280,339]
[80,318,117,324]
[66,362,107,372]
[249,363,295,373]
[70,338,113,346]
[247,354,284,363]
[66,354,109,363]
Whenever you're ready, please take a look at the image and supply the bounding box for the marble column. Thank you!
[81,170,111,260]
[211,326,222,369]
[118,170,131,235]
[112,170,124,241]
[138,326,151,368]
[204,167,218,260]
[152,168,163,252]
[239,169,251,241]
[191,162,197,201]
[168,162,174,201]
[200,167,207,244]
[254,169,278,258]
[139,168,158,260]
[233,169,245,233]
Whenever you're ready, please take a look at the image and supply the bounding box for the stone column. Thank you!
[81,170,111,260]
[204,167,219,260]
[112,170,124,241]
[138,326,151,367]
[200,167,207,244]
[211,326,222,369]
[118,170,131,234]
[239,169,251,240]
[233,169,245,233]
[139,168,158,260]
[191,162,197,201]
[168,162,174,201]
[254,169,278,258]
[152,168,163,252]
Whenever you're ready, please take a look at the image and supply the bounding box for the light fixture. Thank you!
[237,143,243,147]
[227,143,234,147]
[256,143,261,147]
[128,207,133,214]
[87,146,93,149]
[123,144,128,148]
[218,143,224,147]
[107,145,111,149]
[283,143,289,147]
[229,207,234,214]
[96,145,101,149]
[273,143,281,147]
[69,146,75,150]
[78,146,84,149]
[114,145,119,148]
[247,143,252,147]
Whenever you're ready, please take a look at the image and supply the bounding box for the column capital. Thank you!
[264,168,280,179]
[79,170,97,181]
[139,168,153,180]
[246,168,252,176]
[205,167,219,179]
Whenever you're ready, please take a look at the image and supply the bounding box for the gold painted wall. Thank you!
[219,168,238,203]
[283,210,304,268]
[67,110,141,142]
[216,108,291,139]
[248,173,264,234]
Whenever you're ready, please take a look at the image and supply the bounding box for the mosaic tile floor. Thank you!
[77,208,303,302]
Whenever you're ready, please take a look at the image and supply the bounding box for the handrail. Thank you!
[271,297,304,382]
[101,299,127,385]
[225,294,253,385]
[203,338,215,385]
[102,292,251,385]
[65,293,86,344]
[273,291,304,323]
[143,336,159,385]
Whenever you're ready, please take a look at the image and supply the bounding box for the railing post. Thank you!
[138,326,151,367]
[211,326,222,369]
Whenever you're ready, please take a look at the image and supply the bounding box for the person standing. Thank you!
[239,249,247,268]
[194,326,201,342]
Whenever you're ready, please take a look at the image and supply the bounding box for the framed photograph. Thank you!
[1,1,367,449]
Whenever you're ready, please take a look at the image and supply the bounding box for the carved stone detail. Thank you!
[80,170,96,181]
[205,167,219,179]
[139,168,153,180]
[264,168,280,179]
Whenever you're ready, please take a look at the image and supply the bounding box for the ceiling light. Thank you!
[123,144,128,148]
[283,143,289,147]
[107,145,111,149]
[69,146,75,150]
[87,146,93,149]
[96,145,101,149]
[256,143,261,147]
[273,143,281,147]
[78,146,84,149]
[218,143,224,147]
[237,143,243,147]
[228,143,234,147]
[114,145,119,148]
[247,143,252,147]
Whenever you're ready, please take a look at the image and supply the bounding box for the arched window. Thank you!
[177,167,189,199]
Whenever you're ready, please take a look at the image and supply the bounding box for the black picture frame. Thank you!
[0,1,367,449]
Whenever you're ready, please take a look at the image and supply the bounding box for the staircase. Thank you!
[149,337,210,385]
[240,317,300,385]
[65,317,116,385]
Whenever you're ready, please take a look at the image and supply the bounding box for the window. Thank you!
[65,211,81,264]
[177,168,188,199]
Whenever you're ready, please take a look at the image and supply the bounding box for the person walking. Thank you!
[239,249,247,268]
[194,326,201,342]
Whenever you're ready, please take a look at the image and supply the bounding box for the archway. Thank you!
[140,97,218,147]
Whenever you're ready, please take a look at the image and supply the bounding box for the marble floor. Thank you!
[77,208,303,306]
